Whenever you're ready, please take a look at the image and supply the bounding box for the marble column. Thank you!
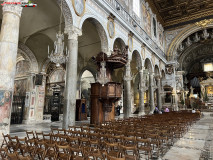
[138,69,145,116]
[63,26,82,129]
[149,72,155,114]
[123,60,132,119]
[156,77,162,110]
[0,1,24,144]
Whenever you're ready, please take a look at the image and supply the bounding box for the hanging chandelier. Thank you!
[48,0,68,67]
[96,53,110,86]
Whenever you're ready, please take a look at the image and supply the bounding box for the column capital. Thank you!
[65,25,82,40]
[2,0,28,17]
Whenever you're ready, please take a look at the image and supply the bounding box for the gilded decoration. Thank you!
[146,0,213,27]
[195,19,213,29]
[107,14,115,39]
[72,0,85,17]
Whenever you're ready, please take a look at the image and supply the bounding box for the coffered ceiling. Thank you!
[146,0,213,29]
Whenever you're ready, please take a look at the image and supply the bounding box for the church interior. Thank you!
[0,0,213,159]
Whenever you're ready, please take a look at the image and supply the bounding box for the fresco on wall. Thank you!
[0,90,12,124]
[142,4,151,36]
[15,60,30,77]
[158,28,164,48]
[49,69,65,83]
[14,79,28,96]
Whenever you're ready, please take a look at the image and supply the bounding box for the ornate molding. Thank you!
[56,0,73,28]
[18,42,39,73]
[2,2,23,17]
[195,19,213,29]
[65,26,82,40]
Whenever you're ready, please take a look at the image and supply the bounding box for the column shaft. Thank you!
[149,73,155,114]
[157,78,162,110]
[123,61,132,119]
[0,3,22,143]
[138,69,145,116]
[63,27,82,129]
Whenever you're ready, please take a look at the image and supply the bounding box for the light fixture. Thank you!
[48,0,68,67]
[96,53,109,86]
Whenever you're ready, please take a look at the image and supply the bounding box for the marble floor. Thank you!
[8,113,213,160]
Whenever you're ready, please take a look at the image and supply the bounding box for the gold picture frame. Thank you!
[107,18,115,39]
[72,0,85,17]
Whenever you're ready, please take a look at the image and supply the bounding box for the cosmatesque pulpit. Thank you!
[90,46,128,124]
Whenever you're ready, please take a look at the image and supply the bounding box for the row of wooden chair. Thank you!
[0,111,200,160]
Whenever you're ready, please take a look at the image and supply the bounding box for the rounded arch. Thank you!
[144,58,153,73]
[78,66,97,82]
[131,50,142,69]
[167,23,213,59]
[57,0,74,28]
[161,69,165,80]
[154,65,160,76]
[113,37,126,50]
[79,14,109,53]
[41,58,51,73]
[18,42,39,73]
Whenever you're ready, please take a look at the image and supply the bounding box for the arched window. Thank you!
[133,0,140,17]
[153,18,157,37]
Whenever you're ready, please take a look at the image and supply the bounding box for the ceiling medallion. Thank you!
[72,0,85,17]
[195,19,213,28]
[107,14,115,39]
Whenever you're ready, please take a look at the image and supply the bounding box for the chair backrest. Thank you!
[26,131,35,140]
[0,147,8,159]
[35,131,44,140]
[6,151,19,160]
[107,154,125,160]
[1,133,11,148]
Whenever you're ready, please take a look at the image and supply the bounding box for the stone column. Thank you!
[0,1,24,144]
[123,60,132,118]
[22,73,36,124]
[156,77,162,110]
[149,72,155,114]
[138,69,145,116]
[63,26,82,129]
[34,73,46,123]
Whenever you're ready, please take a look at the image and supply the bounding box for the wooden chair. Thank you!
[104,141,120,158]
[0,147,7,159]
[35,131,44,142]
[106,154,125,160]
[34,140,45,159]
[55,144,72,160]
[137,138,152,160]
[1,134,13,152]
[26,131,35,144]
[119,145,138,160]
[43,143,56,160]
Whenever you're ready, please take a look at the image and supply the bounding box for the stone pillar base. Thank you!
[138,112,146,116]
[59,114,63,122]
[22,119,36,124]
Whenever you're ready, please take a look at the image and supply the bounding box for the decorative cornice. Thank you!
[164,10,213,28]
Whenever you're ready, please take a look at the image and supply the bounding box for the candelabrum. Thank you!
[48,32,68,67]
